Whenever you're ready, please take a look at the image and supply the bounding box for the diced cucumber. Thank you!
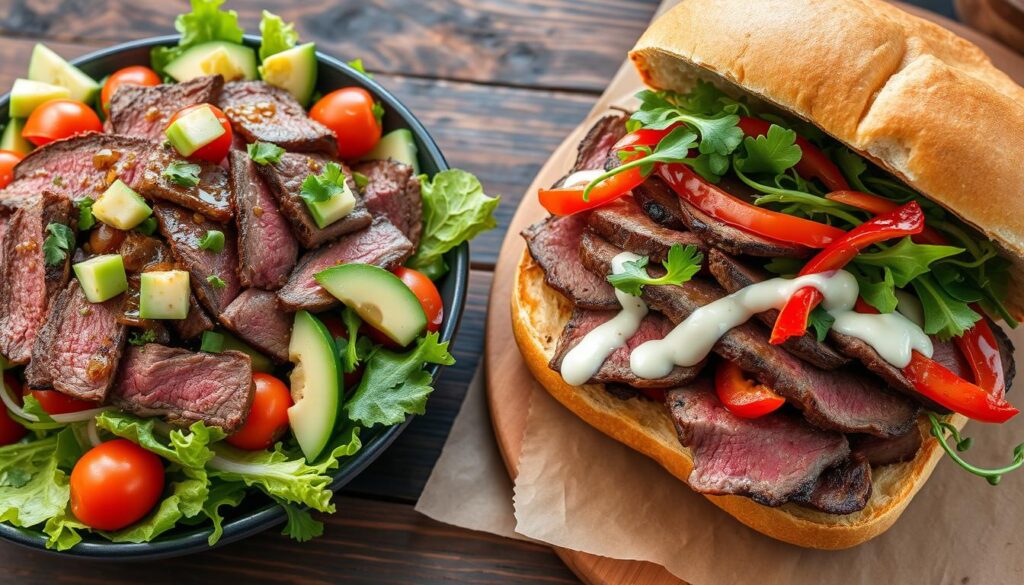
[139,270,190,320]
[259,42,317,107]
[361,128,420,174]
[200,330,274,373]
[307,182,355,229]
[92,180,152,230]
[165,105,226,157]
[73,255,128,303]
[27,43,100,104]
[315,264,426,346]
[9,79,70,118]
[164,41,258,83]
[0,119,33,155]
[200,330,225,353]
[287,310,342,461]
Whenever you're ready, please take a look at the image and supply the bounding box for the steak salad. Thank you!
[0,1,497,550]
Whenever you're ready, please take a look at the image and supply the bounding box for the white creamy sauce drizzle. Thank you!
[560,252,648,386]
[561,169,605,189]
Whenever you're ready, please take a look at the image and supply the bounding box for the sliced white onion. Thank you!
[1,381,112,423]
[85,418,103,447]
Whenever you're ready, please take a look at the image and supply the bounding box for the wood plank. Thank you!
[0,495,579,585]
[0,0,659,92]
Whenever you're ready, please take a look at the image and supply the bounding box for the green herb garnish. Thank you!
[607,244,703,296]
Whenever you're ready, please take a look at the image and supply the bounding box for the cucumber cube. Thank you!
[0,118,33,155]
[307,182,356,229]
[27,44,99,104]
[10,78,70,118]
[165,105,225,157]
[73,254,128,303]
[92,180,152,230]
[139,270,190,320]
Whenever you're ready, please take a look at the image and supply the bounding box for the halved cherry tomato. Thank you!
[100,66,161,114]
[24,388,98,415]
[737,117,850,192]
[23,99,103,146]
[309,87,382,159]
[165,104,233,164]
[70,439,164,531]
[714,360,786,418]
[227,373,293,450]
[0,149,24,189]
[394,267,443,333]
[825,190,948,245]
[0,374,27,445]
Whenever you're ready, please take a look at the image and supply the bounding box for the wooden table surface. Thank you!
[0,0,960,583]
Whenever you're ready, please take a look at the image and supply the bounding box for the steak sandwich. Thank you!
[513,0,1024,549]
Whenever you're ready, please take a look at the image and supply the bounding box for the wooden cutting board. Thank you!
[483,4,1024,584]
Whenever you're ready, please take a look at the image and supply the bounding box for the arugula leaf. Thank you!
[734,124,802,175]
[345,332,454,427]
[279,501,324,542]
[247,141,285,165]
[207,274,227,289]
[300,162,348,204]
[764,257,803,278]
[585,126,698,200]
[258,10,298,61]
[42,223,74,266]
[135,217,158,236]
[199,230,225,252]
[128,329,157,346]
[851,265,898,314]
[76,197,95,231]
[808,306,835,342]
[347,58,372,78]
[911,273,982,340]
[162,161,201,187]
[832,147,871,193]
[854,238,964,288]
[607,244,703,296]
[407,170,500,280]
[151,0,245,76]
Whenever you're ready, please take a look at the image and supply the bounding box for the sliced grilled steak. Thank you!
[111,344,254,432]
[25,280,126,401]
[550,308,703,388]
[351,159,422,247]
[631,174,688,230]
[154,204,241,315]
[791,455,872,515]
[219,81,336,154]
[13,133,150,203]
[278,218,415,311]
[256,152,373,248]
[108,75,224,140]
[678,196,810,258]
[172,297,216,341]
[582,233,919,437]
[667,380,851,507]
[588,197,703,262]
[851,426,923,467]
[219,289,291,362]
[136,146,233,222]
[572,113,628,173]
[707,249,849,370]
[521,214,618,310]
[0,191,72,363]
[229,150,298,289]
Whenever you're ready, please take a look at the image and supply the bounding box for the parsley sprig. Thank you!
[300,162,348,205]
[247,141,285,165]
[162,162,201,187]
[928,413,1024,485]
[607,244,703,296]
[42,223,75,266]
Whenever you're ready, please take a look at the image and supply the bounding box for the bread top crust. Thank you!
[629,0,1024,318]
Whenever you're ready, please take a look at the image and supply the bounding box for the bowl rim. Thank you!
[0,34,469,560]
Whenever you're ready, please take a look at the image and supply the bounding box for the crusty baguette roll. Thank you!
[513,249,967,549]
[630,0,1024,319]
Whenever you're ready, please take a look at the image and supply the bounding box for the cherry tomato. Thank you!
[165,104,233,164]
[70,439,164,531]
[227,373,293,451]
[101,66,161,114]
[309,87,382,159]
[394,267,443,333]
[23,388,99,415]
[23,99,103,146]
[1,374,27,446]
[0,150,24,189]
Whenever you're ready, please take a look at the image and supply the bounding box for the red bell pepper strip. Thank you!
[825,190,948,245]
[657,163,845,248]
[955,313,1006,400]
[714,360,786,418]
[904,351,1017,423]
[738,116,851,192]
[769,201,925,344]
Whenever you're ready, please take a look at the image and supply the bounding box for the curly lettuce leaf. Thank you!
[279,501,324,542]
[258,10,299,61]
[152,0,245,76]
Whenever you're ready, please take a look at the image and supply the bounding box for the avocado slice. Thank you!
[361,129,420,174]
[92,180,152,230]
[139,270,190,320]
[0,118,33,155]
[287,310,342,461]
[200,330,274,374]
[259,42,318,107]
[27,43,100,104]
[315,264,427,346]
[73,255,128,303]
[10,78,70,118]
[164,41,258,83]
[165,105,226,158]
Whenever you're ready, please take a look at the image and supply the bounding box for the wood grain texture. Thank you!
[0,0,659,92]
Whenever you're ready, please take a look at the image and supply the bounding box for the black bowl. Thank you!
[0,35,468,560]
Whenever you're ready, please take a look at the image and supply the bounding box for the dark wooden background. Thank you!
[0,0,956,583]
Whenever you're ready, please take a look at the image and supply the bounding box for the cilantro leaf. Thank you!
[76,197,95,231]
[207,274,226,289]
[42,223,74,267]
[735,124,803,175]
[162,161,201,187]
[300,162,348,205]
[258,10,298,62]
[607,244,703,296]
[345,332,455,427]
[911,273,981,340]
[128,329,158,346]
[151,0,245,76]
[808,306,835,342]
[583,126,698,200]
[198,230,225,252]
[247,141,285,165]
[630,88,743,156]
[854,238,964,287]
